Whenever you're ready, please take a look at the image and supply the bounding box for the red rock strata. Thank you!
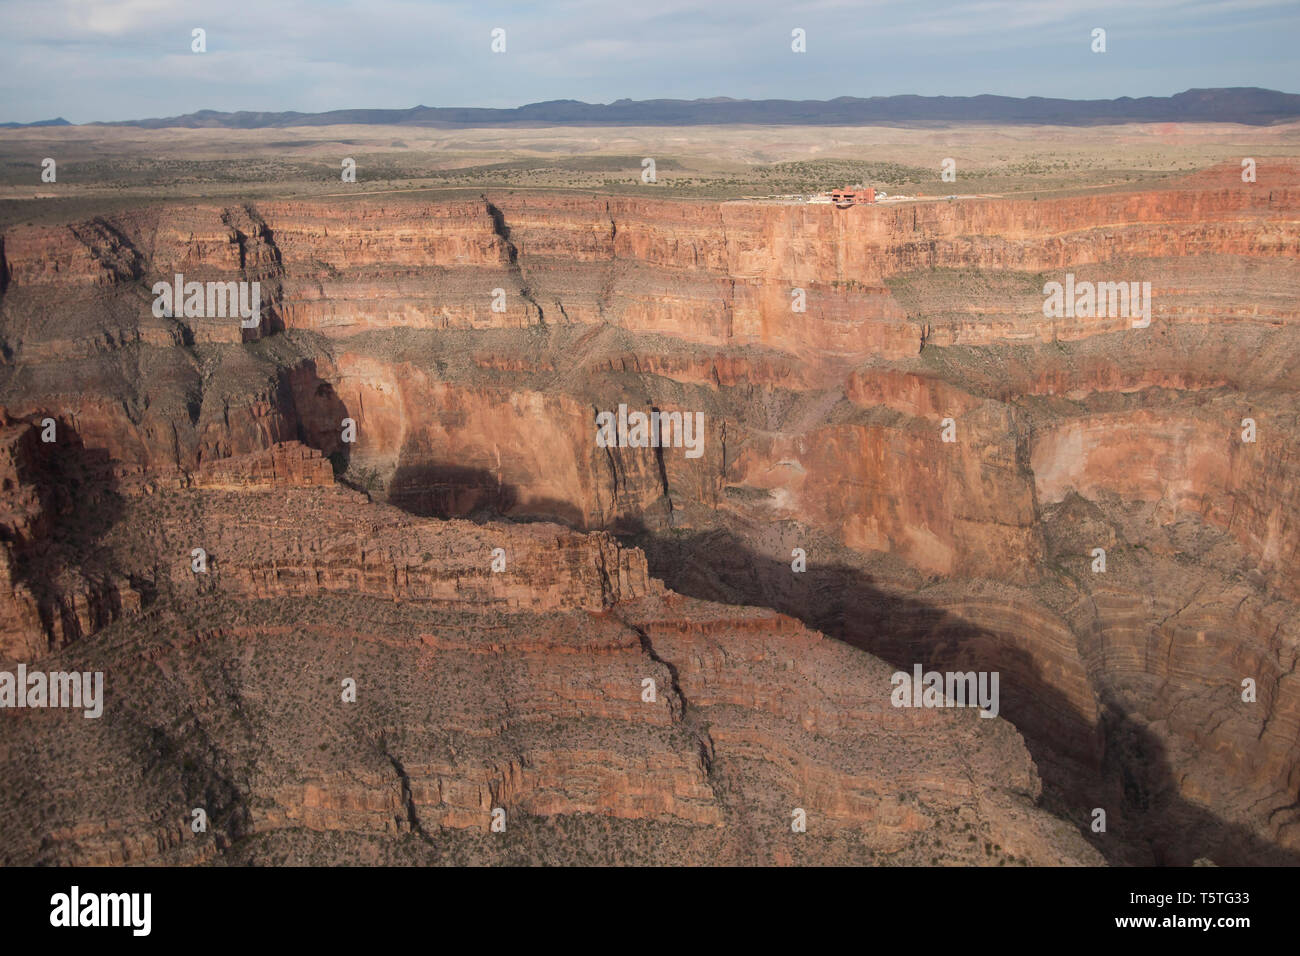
[1,161,1298,864]
[0,463,1096,866]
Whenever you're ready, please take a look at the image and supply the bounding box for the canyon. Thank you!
[1,158,1297,865]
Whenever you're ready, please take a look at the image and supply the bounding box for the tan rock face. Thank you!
[1032,407,1300,592]
[1,162,1298,865]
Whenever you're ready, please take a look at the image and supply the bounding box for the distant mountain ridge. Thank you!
[6,89,1300,129]
[0,117,71,129]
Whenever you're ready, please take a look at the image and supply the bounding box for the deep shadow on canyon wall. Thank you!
[378,457,1297,865]
[282,361,351,477]
[1,416,134,651]
[627,524,1300,867]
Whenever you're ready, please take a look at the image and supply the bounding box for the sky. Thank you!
[1,0,1297,123]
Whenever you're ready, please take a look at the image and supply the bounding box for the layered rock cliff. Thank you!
[0,461,1095,866]
[2,161,1298,864]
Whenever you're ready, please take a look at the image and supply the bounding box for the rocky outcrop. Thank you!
[194,440,334,490]
[0,414,143,660]
[0,460,1097,866]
